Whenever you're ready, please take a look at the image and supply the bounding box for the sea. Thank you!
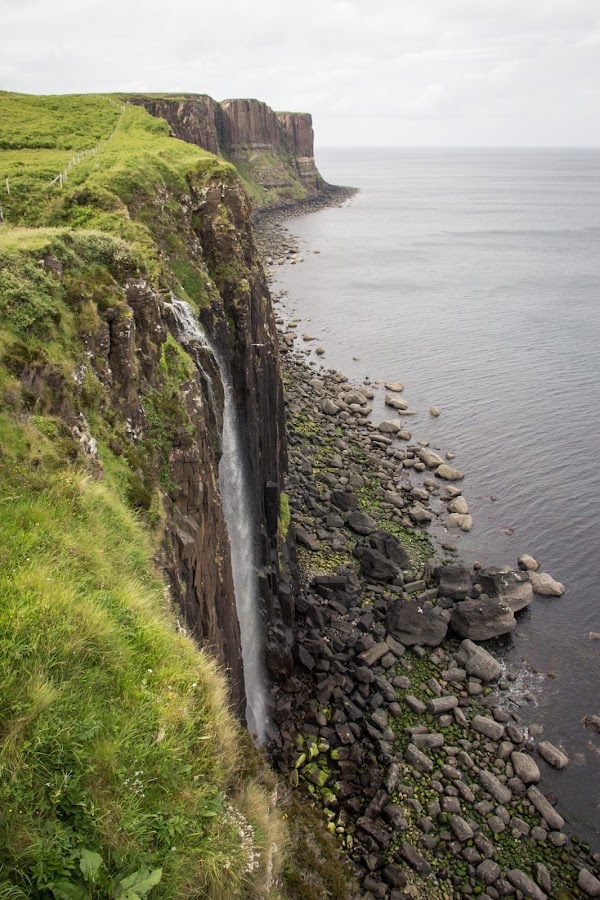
[273,148,600,843]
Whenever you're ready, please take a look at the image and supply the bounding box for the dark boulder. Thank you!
[450,597,516,641]
[435,564,473,599]
[368,530,411,569]
[386,600,449,647]
[330,489,358,512]
[347,510,378,535]
[359,548,401,583]
[478,567,533,612]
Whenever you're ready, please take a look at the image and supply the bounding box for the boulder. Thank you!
[529,571,565,597]
[448,513,473,531]
[537,741,569,770]
[378,419,403,434]
[448,496,469,515]
[385,394,409,410]
[457,639,503,681]
[436,464,465,481]
[477,567,533,612]
[518,553,540,571]
[511,751,541,784]
[360,548,401,583]
[385,381,404,392]
[435,564,473,600]
[386,601,449,647]
[507,870,548,900]
[368,530,411,569]
[419,448,444,468]
[347,510,378,535]
[430,406,441,417]
[330,490,358,512]
[578,869,600,898]
[450,597,516,641]
[322,398,339,415]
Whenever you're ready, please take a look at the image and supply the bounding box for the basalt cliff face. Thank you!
[128,93,326,205]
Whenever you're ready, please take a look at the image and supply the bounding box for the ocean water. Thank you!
[274,148,600,842]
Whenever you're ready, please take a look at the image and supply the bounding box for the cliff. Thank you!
[0,92,297,896]
[127,93,326,206]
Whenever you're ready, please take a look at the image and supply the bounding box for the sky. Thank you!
[1,0,599,146]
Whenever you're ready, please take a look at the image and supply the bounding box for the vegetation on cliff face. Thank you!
[0,92,290,898]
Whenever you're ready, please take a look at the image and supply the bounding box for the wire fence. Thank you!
[0,99,126,224]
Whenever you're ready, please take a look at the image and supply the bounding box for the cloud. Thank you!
[1,0,598,145]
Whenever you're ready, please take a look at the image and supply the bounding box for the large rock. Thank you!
[347,510,378,535]
[435,464,465,481]
[529,571,565,597]
[537,741,569,770]
[386,601,449,647]
[450,597,516,641]
[507,870,548,900]
[448,496,469,515]
[511,751,541,784]
[360,548,401,583]
[457,639,503,681]
[477,567,533,612]
[435,564,473,600]
[330,490,358,512]
[518,553,539,571]
[419,448,445,468]
[368,530,411,569]
[378,419,403,433]
[385,393,409,410]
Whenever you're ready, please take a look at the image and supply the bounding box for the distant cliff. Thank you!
[126,93,326,206]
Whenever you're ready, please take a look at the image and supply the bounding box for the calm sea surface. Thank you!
[274,148,600,842]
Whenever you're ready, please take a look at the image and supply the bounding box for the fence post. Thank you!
[5,178,9,196]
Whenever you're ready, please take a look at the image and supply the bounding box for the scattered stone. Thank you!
[478,567,533,612]
[507,869,548,900]
[529,571,565,597]
[430,406,441,417]
[471,715,505,741]
[511,751,541,784]
[435,464,465,481]
[518,553,540,571]
[385,382,404,393]
[458,639,503,682]
[435,564,472,600]
[347,510,378,535]
[537,741,569,770]
[527,785,564,830]
[578,868,600,897]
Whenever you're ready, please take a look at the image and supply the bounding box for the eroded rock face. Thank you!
[130,93,327,203]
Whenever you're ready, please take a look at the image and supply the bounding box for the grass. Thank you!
[0,93,289,898]
[0,411,275,898]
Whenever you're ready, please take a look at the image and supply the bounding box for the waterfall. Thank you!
[164,297,268,742]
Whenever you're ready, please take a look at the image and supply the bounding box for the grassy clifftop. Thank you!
[0,93,283,899]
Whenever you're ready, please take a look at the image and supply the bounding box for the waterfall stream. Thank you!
[165,298,268,742]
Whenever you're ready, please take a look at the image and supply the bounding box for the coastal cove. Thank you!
[266,147,600,847]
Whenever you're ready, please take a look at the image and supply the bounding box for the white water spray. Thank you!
[165,298,268,742]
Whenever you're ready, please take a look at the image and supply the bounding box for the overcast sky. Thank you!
[1,0,599,146]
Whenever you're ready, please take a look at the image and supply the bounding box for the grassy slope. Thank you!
[0,93,284,899]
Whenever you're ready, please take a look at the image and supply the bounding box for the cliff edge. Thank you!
[126,93,326,206]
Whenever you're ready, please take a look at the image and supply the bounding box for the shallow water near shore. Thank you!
[273,148,600,844]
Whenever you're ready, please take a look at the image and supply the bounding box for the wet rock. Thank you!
[385,394,409,410]
[385,381,404,392]
[419,448,445,468]
[478,567,533,613]
[529,571,565,597]
[386,601,449,647]
[518,553,540,571]
[457,639,503,681]
[582,715,600,734]
[450,597,516,641]
[448,496,469,515]
[537,740,569,770]
[378,419,403,433]
[435,463,465,481]
[448,512,473,531]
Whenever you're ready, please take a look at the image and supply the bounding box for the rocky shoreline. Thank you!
[254,205,600,899]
